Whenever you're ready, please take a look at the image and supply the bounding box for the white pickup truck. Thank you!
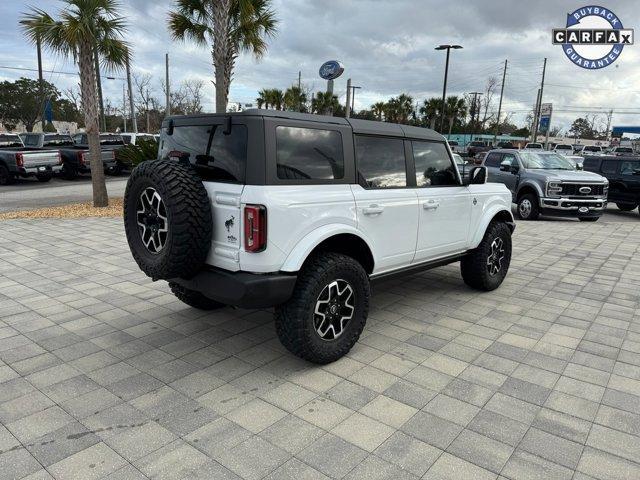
[0,133,62,185]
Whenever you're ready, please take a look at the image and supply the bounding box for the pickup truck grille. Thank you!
[560,183,605,197]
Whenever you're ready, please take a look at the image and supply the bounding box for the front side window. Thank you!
[601,160,618,174]
[484,152,502,167]
[160,124,248,183]
[620,160,640,176]
[276,126,343,180]
[413,141,458,187]
[502,153,517,166]
[356,136,406,188]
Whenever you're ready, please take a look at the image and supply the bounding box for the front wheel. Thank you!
[275,253,370,364]
[168,282,225,310]
[616,202,638,212]
[517,193,540,220]
[0,165,15,185]
[461,221,512,291]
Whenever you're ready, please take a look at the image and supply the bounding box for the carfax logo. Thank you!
[552,6,633,69]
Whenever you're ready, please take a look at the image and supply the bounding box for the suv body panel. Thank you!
[583,155,640,205]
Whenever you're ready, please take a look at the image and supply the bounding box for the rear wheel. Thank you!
[517,193,539,220]
[36,174,52,183]
[62,165,78,180]
[275,253,370,364]
[461,221,512,291]
[0,165,15,185]
[168,282,225,310]
[616,202,638,211]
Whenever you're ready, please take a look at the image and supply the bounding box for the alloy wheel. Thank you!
[519,199,532,218]
[313,279,355,340]
[486,237,505,276]
[136,187,168,254]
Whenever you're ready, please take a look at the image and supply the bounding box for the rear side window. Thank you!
[24,135,39,146]
[160,124,247,183]
[620,160,640,175]
[355,136,406,188]
[582,158,600,171]
[601,160,618,175]
[276,126,344,180]
[413,141,458,187]
[484,152,502,167]
[43,135,74,147]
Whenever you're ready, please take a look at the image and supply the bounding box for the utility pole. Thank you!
[122,83,127,132]
[345,78,352,118]
[435,44,463,133]
[165,53,171,116]
[36,36,45,131]
[94,48,106,131]
[531,88,541,142]
[126,57,137,132]
[468,92,482,142]
[605,109,613,141]
[146,87,150,133]
[351,85,361,114]
[531,57,547,142]
[493,59,508,146]
[297,71,302,112]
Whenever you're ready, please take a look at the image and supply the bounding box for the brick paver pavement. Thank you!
[0,217,639,480]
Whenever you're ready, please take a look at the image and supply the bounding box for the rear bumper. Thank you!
[19,165,62,176]
[170,267,298,309]
[540,197,607,217]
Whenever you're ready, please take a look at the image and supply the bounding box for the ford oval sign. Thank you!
[319,61,344,80]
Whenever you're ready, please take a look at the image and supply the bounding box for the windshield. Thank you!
[615,147,633,153]
[520,152,575,170]
[470,141,484,146]
[448,141,458,146]
[584,146,601,152]
[0,134,23,148]
[100,134,124,145]
[526,144,542,149]
[556,145,572,149]
[44,134,74,146]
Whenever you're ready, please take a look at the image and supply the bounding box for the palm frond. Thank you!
[167,11,209,45]
[96,37,130,71]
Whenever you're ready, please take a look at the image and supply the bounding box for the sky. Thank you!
[1,0,640,133]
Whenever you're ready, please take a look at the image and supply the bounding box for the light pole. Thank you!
[106,76,127,132]
[435,44,462,134]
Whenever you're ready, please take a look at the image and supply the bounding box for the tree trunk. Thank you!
[78,42,108,207]
[212,0,231,113]
[448,117,454,136]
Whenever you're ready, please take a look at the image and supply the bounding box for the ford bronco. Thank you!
[123,110,515,363]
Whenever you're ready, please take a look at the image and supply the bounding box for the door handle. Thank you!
[363,204,384,215]
[423,200,440,210]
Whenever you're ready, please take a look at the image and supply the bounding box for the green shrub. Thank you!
[117,138,159,167]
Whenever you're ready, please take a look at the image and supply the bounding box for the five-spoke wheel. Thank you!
[136,187,168,254]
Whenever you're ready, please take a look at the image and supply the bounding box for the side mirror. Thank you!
[499,160,511,171]
[465,166,487,185]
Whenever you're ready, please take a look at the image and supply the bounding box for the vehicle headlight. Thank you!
[547,181,562,196]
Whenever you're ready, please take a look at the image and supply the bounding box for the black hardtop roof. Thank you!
[163,109,444,141]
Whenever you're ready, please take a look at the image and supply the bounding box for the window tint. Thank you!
[160,124,248,183]
[43,135,74,147]
[413,141,458,187]
[355,136,406,188]
[502,153,517,166]
[276,126,343,180]
[601,160,618,174]
[122,135,132,144]
[582,158,600,171]
[620,160,640,176]
[484,152,503,167]
[24,135,39,146]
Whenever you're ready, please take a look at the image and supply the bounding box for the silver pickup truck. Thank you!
[484,149,609,222]
[0,133,62,185]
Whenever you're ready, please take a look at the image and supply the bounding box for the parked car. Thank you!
[452,153,471,182]
[524,142,543,150]
[447,140,465,154]
[573,145,584,154]
[467,140,492,157]
[553,144,574,155]
[483,149,608,221]
[21,132,75,149]
[0,133,62,185]
[59,133,123,179]
[495,141,515,149]
[563,155,585,170]
[582,145,604,155]
[583,155,640,215]
[473,151,488,164]
[122,110,515,363]
[608,146,635,156]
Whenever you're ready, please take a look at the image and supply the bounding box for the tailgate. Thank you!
[83,149,114,166]
[22,151,60,168]
[202,182,244,271]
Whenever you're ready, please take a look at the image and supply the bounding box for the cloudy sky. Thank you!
[1,0,639,132]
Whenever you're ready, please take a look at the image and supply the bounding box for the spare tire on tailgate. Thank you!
[124,160,212,280]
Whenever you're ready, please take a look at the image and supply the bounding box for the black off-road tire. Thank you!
[275,253,370,364]
[0,165,15,185]
[461,221,512,291]
[169,282,225,310]
[517,193,540,220]
[579,217,599,222]
[36,174,52,183]
[616,202,638,211]
[124,160,212,280]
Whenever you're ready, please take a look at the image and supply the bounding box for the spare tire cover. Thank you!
[124,160,212,280]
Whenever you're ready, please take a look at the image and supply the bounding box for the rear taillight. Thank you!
[15,153,24,167]
[77,151,85,165]
[57,151,62,165]
[244,204,267,252]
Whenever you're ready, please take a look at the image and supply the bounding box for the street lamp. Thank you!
[350,85,361,115]
[435,44,462,134]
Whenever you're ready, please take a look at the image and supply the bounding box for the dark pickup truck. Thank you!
[467,140,492,158]
[0,133,62,185]
[583,155,640,216]
[57,133,122,179]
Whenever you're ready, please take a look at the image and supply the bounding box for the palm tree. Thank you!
[420,98,442,130]
[312,91,339,115]
[385,94,413,124]
[21,0,130,208]
[284,85,307,112]
[445,96,467,135]
[169,0,277,113]
[268,88,284,110]
[372,102,386,121]
[256,88,269,108]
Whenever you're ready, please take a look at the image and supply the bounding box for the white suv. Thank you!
[124,110,515,363]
